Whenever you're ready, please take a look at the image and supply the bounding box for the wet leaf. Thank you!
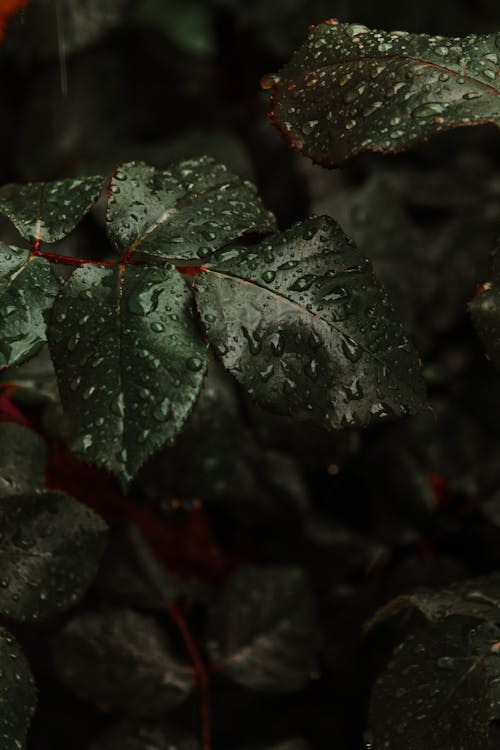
[470,244,500,372]
[267,21,500,167]
[47,263,207,488]
[0,423,46,499]
[207,565,318,692]
[0,176,103,242]
[0,628,37,750]
[0,243,60,369]
[0,490,107,622]
[88,720,198,750]
[106,158,276,262]
[194,215,426,430]
[52,608,194,716]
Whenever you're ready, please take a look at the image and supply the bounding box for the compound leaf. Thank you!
[47,263,207,487]
[106,158,276,262]
[0,243,60,369]
[267,21,500,167]
[0,490,107,622]
[53,608,194,716]
[0,176,103,242]
[194,216,426,430]
[207,565,318,692]
[0,628,37,750]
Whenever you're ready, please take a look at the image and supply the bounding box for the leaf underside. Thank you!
[268,21,500,166]
[0,628,37,750]
[195,215,426,430]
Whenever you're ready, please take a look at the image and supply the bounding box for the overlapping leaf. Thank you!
[0,176,103,242]
[53,609,194,716]
[195,215,426,429]
[106,158,276,262]
[267,21,500,166]
[0,628,37,750]
[0,423,46,498]
[207,565,318,692]
[47,263,208,487]
[0,243,60,369]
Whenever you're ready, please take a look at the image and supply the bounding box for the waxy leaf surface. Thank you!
[106,157,276,262]
[48,263,207,486]
[0,490,107,622]
[0,628,37,750]
[207,565,318,692]
[268,21,500,166]
[0,176,102,242]
[0,243,60,369]
[53,608,194,716]
[195,216,425,429]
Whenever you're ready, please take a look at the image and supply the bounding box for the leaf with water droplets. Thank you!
[267,21,500,166]
[0,424,46,499]
[106,157,276,262]
[0,490,107,622]
[0,176,103,242]
[0,628,37,750]
[194,216,426,430]
[47,263,207,487]
[52,608,194,716]
[88,720,199,750]
[206,565,318,692]
[0,243,60,370]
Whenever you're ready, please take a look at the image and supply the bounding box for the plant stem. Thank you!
[31,245,116,268]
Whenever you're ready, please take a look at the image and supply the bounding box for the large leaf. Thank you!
[52,608,194,716]
[207,565,318,692]
[267,21,500,166]
[0,423,46,499]
[0,176,103,242]
[88,720,198,750]
[194,216,426,429]
[0,243,60,369]
[47,263,207,487]
[0,490,107,622]
[470,245,500,371]
[0,628,37,750]
[106,158,276,262]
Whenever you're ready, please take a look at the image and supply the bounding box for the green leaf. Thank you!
[88,720,199,750]
[134,0,216,58]
[0,490,107,622]
[0,424,46,499]
[0,243,60,369]
[106,158,276,262]
[207,565,318,692]
[0,628,37,750]
[47,263,207,487]
[470,245,500,371]
[52,608,195,716]
[194,216,426,429]
[267,21,500,167]
[0,176,103,242]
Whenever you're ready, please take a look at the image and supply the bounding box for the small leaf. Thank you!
[52,608,195,716]
[88,720,199,750]
[0,243,60,369]
[194,215,426,430]
[0,490,107,622]
[0,175,103,242]
[0,628,37,750]
[48,263,207,487]
[207,565,318,692]
[106,158,276,262]
[267,21,500,167]
[0,423,46,499]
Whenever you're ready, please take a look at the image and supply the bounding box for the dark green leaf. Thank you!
[47,263,207,487]
[88,720,199,750]
[267,21,500,167]
[470,245,500,371]
[106,158,276,262]
[0,490,107,622]
[0,243,60,369]
[0,424,46,499]
[195,216,426,429]
[53,608,194,716]
[368,616,500,750]
[207,565,318,692]
[0,176,103,242]
[0,628,37,750]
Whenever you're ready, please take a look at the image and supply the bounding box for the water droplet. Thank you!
[341,335,362,363]
[186,356,204,372]
[302,120,319,135]
[152,397,170,422]
[261,270,276,283]
[412,102,445,118]
[151,321,165,333]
